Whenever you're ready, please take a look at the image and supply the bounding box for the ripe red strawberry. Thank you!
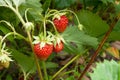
[34,43,53,60]
[53,15,68,32]
[53,41,64,53]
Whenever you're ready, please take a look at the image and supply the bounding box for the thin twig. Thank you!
[78,18,118,80]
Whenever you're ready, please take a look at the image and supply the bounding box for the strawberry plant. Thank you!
[0,0,120,80]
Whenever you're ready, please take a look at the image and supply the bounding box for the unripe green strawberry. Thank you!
[53,41,64,53]
[53,15,68,32]
[34,43,53,60]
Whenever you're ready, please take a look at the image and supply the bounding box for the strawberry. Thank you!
[53,15,68,32]
[53,41,64,53]
[34,43,53,60]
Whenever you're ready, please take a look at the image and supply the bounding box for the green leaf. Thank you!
[42,0,51,13]
[101,0,115,4]
[54,0,76,9]
[0,0,7,6]
[20,0,43,21]
[76,10,109,37]
[6,75,12,80]
[62,25,98,53]
[89,60,120,80]
[113,20,120,32]
[10,48,36,73]
[108,31,120,41]
[118,64,120,80]
[0,25,15,43]
[0,7,20,26]
[12,0,25,7]
[115,4,120,15]
[79,0,101,7]
[4,0,12,6]
[45,62,58,69]
[108,19,120,41]
[66,76,75,80]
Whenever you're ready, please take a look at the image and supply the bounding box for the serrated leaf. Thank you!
[10,48,36,73]
[12,0,25,7]
[76,10,109,37]
[62,25,98,53]
[20,0,43,21]
[0,0,7,6]
[89,60,120,80]
[4,0,12,6]
[118,64,120,80]
[42,0,51,13]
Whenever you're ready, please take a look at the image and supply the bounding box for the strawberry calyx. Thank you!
[33,32,54,60]
[33,32,54,49]
[53,41,64,53]
[52,12,67,20]
[52,34,65,53]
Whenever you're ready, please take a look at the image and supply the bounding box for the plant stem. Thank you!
[10,7,25,25]
[0,32,28,53]
[60,10,82,30]
[47,20,58,34]
[0,20,15,32]
[78,18,118,80]
[8,6,44,80]
[26,31,43,80]
[42,61,48,80]
[43,18,47,38]
[51,54,81,80]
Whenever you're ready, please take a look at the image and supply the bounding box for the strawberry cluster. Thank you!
[33,14,69,61]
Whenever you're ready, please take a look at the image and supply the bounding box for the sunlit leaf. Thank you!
[12,0,25,7]
[62,25,98,53]
[89,60,120,80]
[4,0,12,6]
[20,0,43,21]
[0,0,7,6]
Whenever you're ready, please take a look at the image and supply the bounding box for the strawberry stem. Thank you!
[60,10,83,30]
[26,31,44,80]
[47,20,59,34]
[51,49,88,80]
[43,18,47,38]
[42,61,48,80]
[0,20,16,32]
[0,32,27,51]
[5,4,44,80]
[51,54,80,80]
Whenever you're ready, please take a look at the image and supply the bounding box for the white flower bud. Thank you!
[24,22,34,31]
